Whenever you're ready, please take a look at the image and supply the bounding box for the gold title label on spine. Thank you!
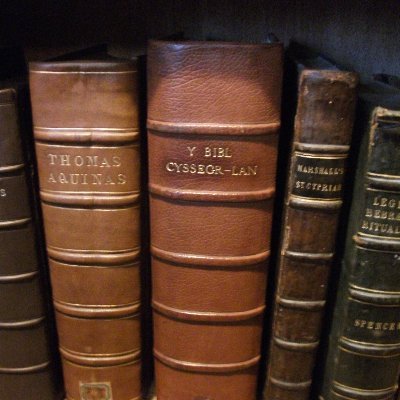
[291,153,346,200]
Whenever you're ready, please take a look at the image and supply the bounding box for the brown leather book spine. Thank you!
[29,61,142,400]
[148,40,283,400]
[264,70,358,399]
[0,88,59,399]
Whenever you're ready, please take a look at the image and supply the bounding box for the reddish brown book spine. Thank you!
[147,40,283,399]
[264,69,358,399]
[29,61,142,400]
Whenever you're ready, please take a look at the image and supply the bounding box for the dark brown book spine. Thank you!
[29,61,142,400]
[148,40,283,400]
[0,88,59,399]
[264,70,358,400]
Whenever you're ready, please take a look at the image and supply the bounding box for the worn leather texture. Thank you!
[147,40,283,400]
[264,66,358,400]
[320,82,400,400]
[0,87,59,399]
[29,60,142,400]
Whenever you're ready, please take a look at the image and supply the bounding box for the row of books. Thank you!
[0,39,399,400]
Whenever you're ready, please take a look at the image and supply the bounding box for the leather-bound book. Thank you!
[29,60,142,400]
[0,85,60,399]
[147,40,283,399]
[319,80,400,399]
[264,47,358,400]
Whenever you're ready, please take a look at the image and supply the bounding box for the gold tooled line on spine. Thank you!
[333,380,397,396]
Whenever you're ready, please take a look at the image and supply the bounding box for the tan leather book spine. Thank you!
[147,40,283,400]
[264,69,358,400]
[29,61,142,400]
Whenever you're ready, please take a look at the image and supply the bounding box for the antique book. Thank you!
[0,84,61,399]
[29,60,142,400]
[264,47,358,400]
[147,40,283,399]
[319,80,400,399]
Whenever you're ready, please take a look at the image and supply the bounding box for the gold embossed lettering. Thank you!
[92,174,102,185]
[48,173,57,183]
[70,174,80,185]
[204,147,232,158]
[112,156,121,167]
[118,174,127,184]
[187,146,196,157]
[59,173,68,184]
[74,155,84,166]
[232,166,258,176]
[86,155,99,167]
[105,175,115,185]
[0,188,6,197]
[354,319,400,330]
[60,155,70,166]
[48,154,58,165]
[100,157,111,168]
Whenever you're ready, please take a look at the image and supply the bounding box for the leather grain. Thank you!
[148,40,283,400]
[264,68,358,400]
[29,60,142,400]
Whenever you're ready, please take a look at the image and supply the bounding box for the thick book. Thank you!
[147,40,283,399]
[319,80,400,399]
[264,47,358,400]
[0,84,60,399]
[29,60,142,400]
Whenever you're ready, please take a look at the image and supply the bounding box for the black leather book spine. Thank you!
[321,106,400,400]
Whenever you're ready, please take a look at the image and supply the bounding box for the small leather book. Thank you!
[263,45,358,400]
[319,80,400,399]
[0,85,61,398]
[29,60,142,400]
[147,39,283,399]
